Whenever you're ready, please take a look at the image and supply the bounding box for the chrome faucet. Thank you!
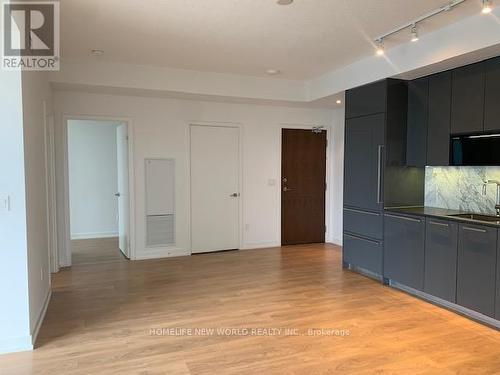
[482,179,500,217]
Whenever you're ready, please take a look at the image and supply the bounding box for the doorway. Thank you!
[190,125,240,254]
[66,119,131,265]
[281,128,327,245]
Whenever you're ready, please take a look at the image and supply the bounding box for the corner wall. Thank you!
[21,71,53,345]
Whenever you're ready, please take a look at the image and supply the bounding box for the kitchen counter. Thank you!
[385,206,500,228]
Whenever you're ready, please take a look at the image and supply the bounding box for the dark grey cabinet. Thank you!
[343,233,383,275]
[424,219,458,303]
[457,224,497,317]
[345,80,387,119]
[427,72,451,166]
[406,78,428,167]
[344,113,385,211]
[484,57,500,132]
[451,62,485,134]
[496,231,500,320]
[384,213,425,290]
[343,208,383,240]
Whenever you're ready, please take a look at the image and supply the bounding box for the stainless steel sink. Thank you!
[448,213,500,223]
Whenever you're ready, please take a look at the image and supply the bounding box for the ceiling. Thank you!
[60,0,483,80]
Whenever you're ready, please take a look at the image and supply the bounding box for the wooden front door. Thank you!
[281,129,327,245]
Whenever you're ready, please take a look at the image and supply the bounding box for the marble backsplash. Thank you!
[425,166,500,215]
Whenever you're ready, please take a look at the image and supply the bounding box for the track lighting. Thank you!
[410,24,419,42]
[375,39,384,56]
[482,0,493,14]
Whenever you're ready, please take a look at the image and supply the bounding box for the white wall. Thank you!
[68,120,119,239]
[20,71,52,345]
[53,91,344,262]
[0,68,31,354]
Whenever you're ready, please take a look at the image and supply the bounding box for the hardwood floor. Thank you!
[1,243,499,374]
[71,237,126,265]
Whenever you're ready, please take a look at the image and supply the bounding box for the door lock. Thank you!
[230,193,240,197]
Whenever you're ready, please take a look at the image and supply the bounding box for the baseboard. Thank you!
[71,232,118,240]
[241,241,281,250]
[134,247,190,260]
[326,235,343,246]
[31,288,51,347]
[0,336,33,355]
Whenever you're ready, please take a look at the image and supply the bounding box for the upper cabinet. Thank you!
[484,57,500,133]
[451,62,485,134]
[427,72,452,166]
[345,80,387,119]
[406,77,428,167]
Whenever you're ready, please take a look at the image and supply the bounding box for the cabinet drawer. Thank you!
[343,233,383,275]
[424,219,458,303]
[343,207,383,240]
[457,224,497,317]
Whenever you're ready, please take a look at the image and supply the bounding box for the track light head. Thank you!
[375,39,384,56]
[410,24,419,42]
[482,0,493,13]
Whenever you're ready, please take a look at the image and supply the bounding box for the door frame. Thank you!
[278,124,332,245]
[187,121,244,254]
[59,114,136,267]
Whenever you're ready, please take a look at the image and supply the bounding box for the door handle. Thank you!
[229,193,240,197]
[283,186,294,192]
[377,145,384,204]
[115,193,121,197]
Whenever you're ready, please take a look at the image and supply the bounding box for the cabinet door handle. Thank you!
[429,221,449,228]
[344,233,380,245]
[462,226,487,233]
[344,208,380,216]
[385,213,422,223]
[377,145,384,204]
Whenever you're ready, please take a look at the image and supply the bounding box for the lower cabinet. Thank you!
[424,219,458,303]
[384,213,425,290]
[457,224,497,318]
[343,233,383,275]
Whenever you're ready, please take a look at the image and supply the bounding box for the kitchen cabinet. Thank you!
[451,62,485,134]
[427,72,452,166]
[343,233,383,275]
[484,56,500,132]
[496,230,500,320]
[457,224,497,317]
[343,207,383,240]
[345,80,387,119]
[384,213,425,290]
[424,219,458,303]
[344,113,385,211]
[406,77,428,167]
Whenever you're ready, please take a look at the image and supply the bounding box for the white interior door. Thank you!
[190,125,240,253]
[116,124,130,258]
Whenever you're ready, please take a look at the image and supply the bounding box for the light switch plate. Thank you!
[0,194,11,212]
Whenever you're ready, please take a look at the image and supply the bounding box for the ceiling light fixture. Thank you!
[373,0,467,52]
[410,24,419,42]
[91,49,104,56]
[482,0,493,14]
[266,69,281,75]
[276,0,293,5]
[336,100,342,104]
[375,39,384,56]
